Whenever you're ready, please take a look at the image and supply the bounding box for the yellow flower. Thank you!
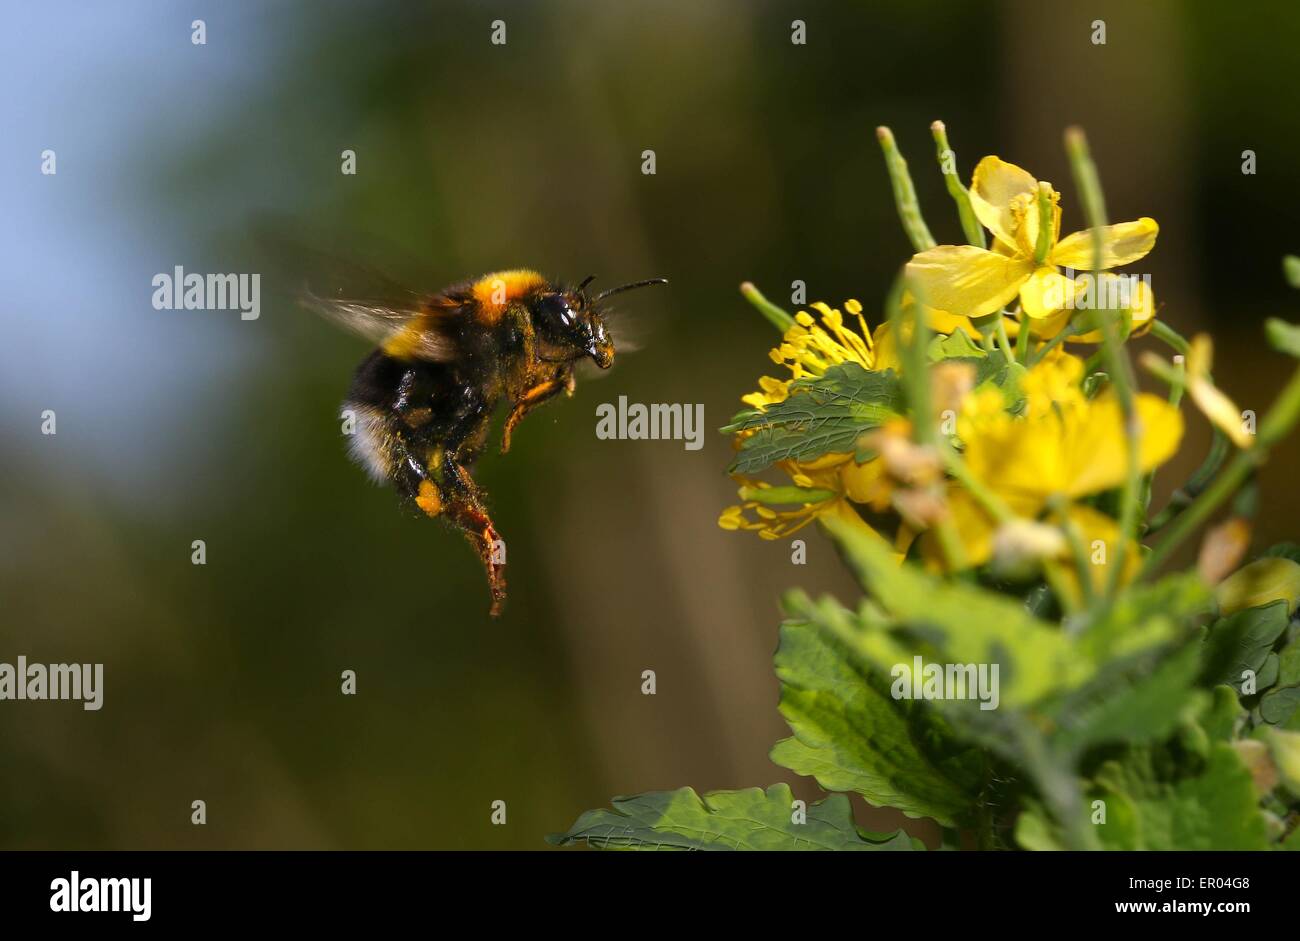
[960,384,1182,504]
[718,454,876,541]
[922,353,1183,574]
[1028,272,1157,342]
[1186,334,1254,449]
[905,156,1158,322]
[741,300,892,409]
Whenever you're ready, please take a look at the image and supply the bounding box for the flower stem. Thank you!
[1015,312,1032,362]
[930,120,985,249]
[1065,127,1139,603]
[995,316,1017,361]
[1149,319,1190,356]
[740,281,794,333]
[878,126,936,253]
[1029,323,1077,366]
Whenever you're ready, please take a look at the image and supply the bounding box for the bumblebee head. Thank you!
[531,276,666,370]
[532,289,615,368]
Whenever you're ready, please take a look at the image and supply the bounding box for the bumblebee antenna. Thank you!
[595,278,668,301]
[577,274,597,291]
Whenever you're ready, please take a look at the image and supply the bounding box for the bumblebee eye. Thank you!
[534,293,578,331]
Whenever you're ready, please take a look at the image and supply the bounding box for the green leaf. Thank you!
[822,518,1093,708]
[1258,651,1281,691]
[1261,686,1300,726]
[1013,802,1062,850]
[1090,744,1271,849]
[722,364,903,475]
[1198,685,1247,742]
[546,783,917,851]
[1050,643,1206,752]
[927,330,985,362]
[1076,573,1210,663]
[772,601,984,827]
[1201,600,1290,690]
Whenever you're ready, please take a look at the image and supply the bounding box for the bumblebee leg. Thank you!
[436,453,507,615]
[500,371,574,454]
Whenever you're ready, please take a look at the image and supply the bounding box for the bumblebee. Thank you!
[303,268,666,615]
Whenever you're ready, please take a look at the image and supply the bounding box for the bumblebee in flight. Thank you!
[302,268,666,615]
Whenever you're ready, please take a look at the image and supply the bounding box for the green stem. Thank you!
[1141,362,1300,576]
[1029,323,1077,366]
[1065,127,1139,604]
[1013,722,1098,851]
[930,120,985,249]
[1015,312,1032,363]
[740,281,794,333]
[878,126,936,253]
[892,272,966,571]
[1149,319,1190,356]
[739,485,837,505]
[1052,496,1096,608]
[995,316,1017,361]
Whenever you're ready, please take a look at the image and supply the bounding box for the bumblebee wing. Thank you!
[254,221,458,361]
[298,290,458,362]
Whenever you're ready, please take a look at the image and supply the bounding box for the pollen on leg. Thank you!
[416,480,443,517]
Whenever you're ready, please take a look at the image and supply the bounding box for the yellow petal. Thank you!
[905,245,1034,320]
[1190,379,1254,449]
[1184,335,1253,448]
[1065,394,1184,497]
[840,457,891,510]
[961,391,1182,502]
[1187,333,1213,378]
[924,306,983,339]
[1050,218,1159,270]
[1019,266,1075,319]
[1068,275,1157,342]
[968,156,1038,251]
[1028,307,1073,339]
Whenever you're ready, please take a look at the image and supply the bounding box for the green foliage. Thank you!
[555,130,1300,853]
[1200,601,1289,688]
[556,519,1298,850]
[721,364,903,475]
[770,608,984,826]
[546,783,917,851]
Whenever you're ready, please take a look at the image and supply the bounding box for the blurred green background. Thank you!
[2,0,1299,848]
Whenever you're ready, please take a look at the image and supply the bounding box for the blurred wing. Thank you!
[298,289,457,362]
[254,219,458,361]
